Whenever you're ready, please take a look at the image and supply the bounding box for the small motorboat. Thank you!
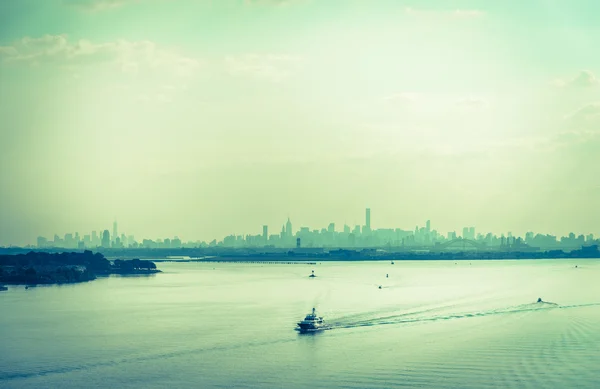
[537,297,543,303]
[309,270,316,278]
[296,308,329,332]
[378,285,382,289]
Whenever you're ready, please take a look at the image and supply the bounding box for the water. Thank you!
[1,259,599,388]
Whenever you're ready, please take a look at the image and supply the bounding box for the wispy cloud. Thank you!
[404,7,486,19]
[552,70,598,88]
[244,0,305,6]
[0,34,201,77]
[565,102,600,129]
[455,96,488,110]
[383,92,420,105]
[383,93,488,112]
[225,54,302,82]
[63,0,141,12]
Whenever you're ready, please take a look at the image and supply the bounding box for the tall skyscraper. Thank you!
[263,225,268,243]
[365,208,371,231]
[462,227,469,239]
[113,220,118,242]
[426,220,431,233]
[285,218,292,238]
[101,230,110,248]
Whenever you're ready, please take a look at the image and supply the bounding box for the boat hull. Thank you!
[296,323,331,332]
[295,326,330,333]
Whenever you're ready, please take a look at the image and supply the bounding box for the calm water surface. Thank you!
[1,259,599,388]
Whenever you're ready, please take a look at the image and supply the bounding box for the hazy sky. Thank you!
[1,0,599,245]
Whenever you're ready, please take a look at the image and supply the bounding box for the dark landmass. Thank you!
[1,245,598,263]
[0,251,160,285]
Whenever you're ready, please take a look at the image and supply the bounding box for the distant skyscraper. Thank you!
[525,231,534,242]
[426,220,431,232]
[113,220,118,242]
[285,218,292,238]
[37,236,48,248]
[101,230,110,248]
[365,208,371,231]
[263,225,268,243]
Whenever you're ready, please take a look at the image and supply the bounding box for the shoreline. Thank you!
[0,251,160,287]
[2,245,599,260]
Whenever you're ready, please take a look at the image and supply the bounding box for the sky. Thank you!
[1,0,599,245]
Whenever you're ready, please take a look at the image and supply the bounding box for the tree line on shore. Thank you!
[0,251,159,285]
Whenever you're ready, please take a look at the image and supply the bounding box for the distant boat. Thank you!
[378,285,382,289]
[309,270,316,278]
[296,308,329,332]
[537,297,543,303]
[391,261,395,265]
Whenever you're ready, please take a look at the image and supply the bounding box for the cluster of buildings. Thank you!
[220,209,596,251]
[35,209,598,251]
[36,221,184,250]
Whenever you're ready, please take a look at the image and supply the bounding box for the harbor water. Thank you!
[1,259,599,388]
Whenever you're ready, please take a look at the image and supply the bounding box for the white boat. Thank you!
[296,308,329,332]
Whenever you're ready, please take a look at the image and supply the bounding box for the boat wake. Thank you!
[326,301,600,331]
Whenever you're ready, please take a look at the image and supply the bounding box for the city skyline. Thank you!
[26,209,598,250]
[1,0,600,246]
[6,207,600,247]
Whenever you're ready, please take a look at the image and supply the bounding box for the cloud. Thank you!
[383,93,488,112]
[552,70,598,88]
[64,0,140,12]
[490,130,600,156]
[0,34,201,77]
[452,9,486,18]
[244,0,304,6]
[225,54,302,81]
[383,92,420,105]
[455,96,488,110]
[404,7,486,19]
[137,92,173,104]
[565,102,600,128]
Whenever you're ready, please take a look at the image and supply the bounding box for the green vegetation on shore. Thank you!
[0,251,159,285]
